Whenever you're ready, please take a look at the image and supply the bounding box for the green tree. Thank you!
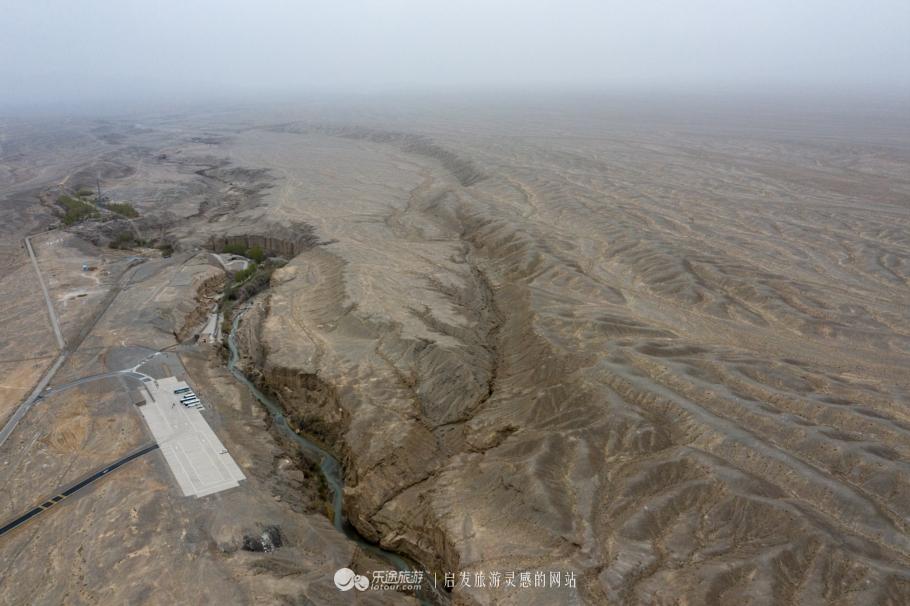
[246,245,265,263]
[107,202,139,218]
[222,243,247,255]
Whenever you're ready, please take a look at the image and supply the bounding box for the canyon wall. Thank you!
[229,122,910,605]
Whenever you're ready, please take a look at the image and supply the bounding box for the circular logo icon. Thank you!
[334,568,370,591]
[334,568,356,591]
[353,574,370,591]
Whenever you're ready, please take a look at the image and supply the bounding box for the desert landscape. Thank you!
[0,96,908,604]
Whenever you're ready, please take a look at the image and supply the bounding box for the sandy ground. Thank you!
[225,103,910,604]
[0,251,57,422]
[0,98,909,604]
[0,152,413,604]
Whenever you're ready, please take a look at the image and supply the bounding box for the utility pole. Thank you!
[96,175,103,206]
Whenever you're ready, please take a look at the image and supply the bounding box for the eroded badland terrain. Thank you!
[1,98,909,605]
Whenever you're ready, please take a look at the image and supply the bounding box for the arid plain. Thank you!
[1,96,909,604]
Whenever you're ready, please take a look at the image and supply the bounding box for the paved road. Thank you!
[0,234,71,450]
[0,353,68,448]
[44,370,148,395]
[0,443,159,538]
[25,235,65,350]
[0,368,156,450]
[0,239,146,450]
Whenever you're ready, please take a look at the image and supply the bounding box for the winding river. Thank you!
[226,309,442,603]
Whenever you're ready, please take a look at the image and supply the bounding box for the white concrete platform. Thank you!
[139,376,245,497]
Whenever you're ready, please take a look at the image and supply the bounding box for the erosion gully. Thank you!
[227,308,445,605]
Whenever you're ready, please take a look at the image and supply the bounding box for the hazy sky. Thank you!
[2,0,908,109]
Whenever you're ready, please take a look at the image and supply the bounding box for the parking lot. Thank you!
[138,376,245,498]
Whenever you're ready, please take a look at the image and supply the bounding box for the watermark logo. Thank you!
[333,567,578,594]
[334,568,370,591]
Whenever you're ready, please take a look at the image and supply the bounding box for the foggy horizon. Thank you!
[3,2,910,604]
[2,0,909,114]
